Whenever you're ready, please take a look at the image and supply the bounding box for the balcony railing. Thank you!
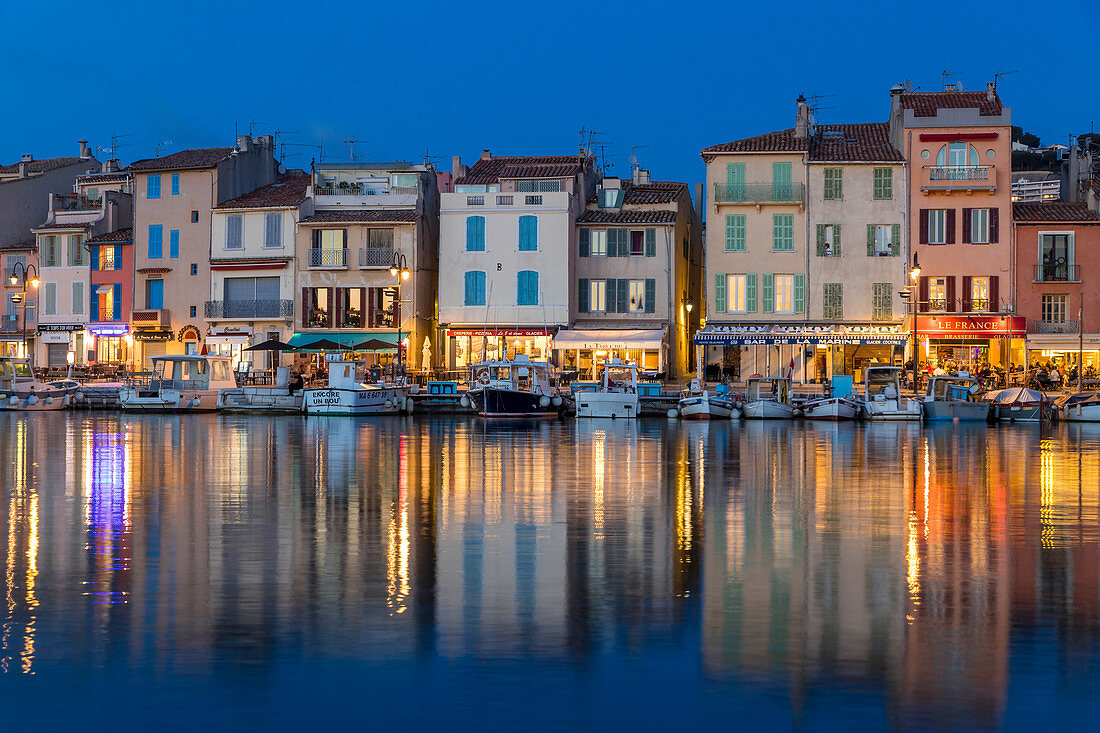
[496,195,514,205]
[53,193,102,211]
[132,308,170,328]
[713,182,804,204]
[1034,263,1081,282]
[359,247,396,268]
[928,166,990,181]
[308,248,347,268]
[968,298,991,311]
[314,184,418,197]
[927,298,949,311]
[204,299,294,319]
[1032,319,1080,334]
[466,195,485,206]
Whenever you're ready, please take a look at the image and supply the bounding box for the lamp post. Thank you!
[909,255,921,393]
[682,295,693,373]
[9,262,40,367]
[388,253,411,376]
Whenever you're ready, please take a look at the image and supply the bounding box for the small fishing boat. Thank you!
[921,374,990,422]
[677,380,737,420]
[860,366,921,421]
[0,358,78,411]
[575,358,640,419]
[741,377,795,420]
[1055,392,1100,422]
[463,355,562,418]
[303,359,410,416]
[120,355,236,412]
[984,387,1051,422]
[802,375,859,421]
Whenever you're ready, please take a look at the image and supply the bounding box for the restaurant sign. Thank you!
[447,329,553,338]
[37,323,84,333]
[915,315,1026,338]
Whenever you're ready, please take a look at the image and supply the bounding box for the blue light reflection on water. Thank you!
[0,413,1098,729]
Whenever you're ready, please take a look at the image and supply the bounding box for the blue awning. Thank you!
[694,325,907,346]
[287,332,399,351]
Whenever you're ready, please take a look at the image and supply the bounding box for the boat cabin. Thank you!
[149,355,236,392]
[0,358,33,390]
[925,375,981,402]
[746,377,790,404]
[470,355,554,394]
[864,367,903,400]
[598,358,639,393]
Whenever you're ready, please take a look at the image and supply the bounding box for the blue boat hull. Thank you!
[468,388,558,418]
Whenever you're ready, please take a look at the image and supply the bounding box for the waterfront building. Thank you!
[1012,201,1100,371]
[557,168,702,378]
[1,240,38,358]
[439,151,597,370]
[207,172,310,369]
[900,83,1021,370]
[129,137,278,367]
[293,161,440,367]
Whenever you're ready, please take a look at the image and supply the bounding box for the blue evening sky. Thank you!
[2,0,1097,195]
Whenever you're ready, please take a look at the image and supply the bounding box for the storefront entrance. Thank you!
[447,329,554,370]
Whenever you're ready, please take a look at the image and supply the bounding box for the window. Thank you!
[171,173,180,195]
[772,274,795,313]
[929,277,947,310]
[191,210,199,223]
[606,229,626,257]
[223,276,281,317]
[364,287,397,328]
[627,280,646,312]
[147,279,164,309]
[725,163,746,200]
[822,283,843,320]
[517,270,539,306]
[1039,233,1074,280]
[772,161,792,200]
[390,173,418,190]
[873,168,893,199]
[970,276,990,311]
[464,271,486,306]
[1042,294,1068,323]
[147,175,161,199]
[43,283,57,315]
[515,180,561,193]
[816,224,840,256]
[928,209,947,244]
[518,215,537,251]
[190,305,197,318]
[466,216,485,251]
[170,230,180,258]
[591,230,607,257]
[226,214,243,249]
[368,228,394,249]
[629,230,645,256]
[588,279,607,312]
[967,208,989,244]
[97,284,119,321]
[148,225,163,258]
[191,263,198,276]
[725,215,746,252]
[872,283,892,321]
[304,287,331,327]
[937,142,980,168]
[772,214,794,251]
[72,281,84,315]
[823,168,843,200]
[599,188,624,208]
[66,234,85,266]
[873,225,893,256]
[41,236,59,266]
[264,213,283,248]
[6,254,27,280]
[725,274,749,313]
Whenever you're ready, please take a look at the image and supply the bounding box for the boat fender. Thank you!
[539,396,551,408]
[191,398,201,408]
[8,396,17,406]
[667,408,679,419]
[405,398,414,413]
[460,395,470,408]
[26,395,37,406]
[45,396,53,405]
[794,408,802,417]
[734,401,742,410]
[384,400,393,409]
[551,396,562,407]
[75,392,84,401]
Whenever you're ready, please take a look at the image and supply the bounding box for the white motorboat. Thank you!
[860,366,921,421]
[922,374,991,422]
[741,377,795,420]
[120,355,236,412]
[303,359,410,416]
[463,355,562,418]
[0,358,78,411]
[1055,392,1100,422]
[802,374,858,420]
[984,387,1051,422]
[678,380,738,420]
[575,358,640,419]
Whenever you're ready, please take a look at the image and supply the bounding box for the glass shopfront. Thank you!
[448,329,554,370]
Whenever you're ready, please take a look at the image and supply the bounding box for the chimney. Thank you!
[986,81,997,102]
[18,162,27,178]
[1063,145,1081,203]
[794,95,812,141]
[889,83,905,152]
[236,135,250,153]
[78,139,90,158]
[20,153,32,163]
[632,167,651,185]
[451,155,466,178]
[480,149,491,161]
[694,182,704,216]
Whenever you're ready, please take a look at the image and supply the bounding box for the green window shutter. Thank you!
[606,229,618,257]
[725,214,746,252]
[762,273,774,313]
[746,273,757,313]
[834,224,841,256]
[579,228,589,257]
[605,279,617,313]
[644,279,656,313]
[715,273,726,313]
[794,274,805,314]
[616,279,629,312]
[867,224,876,256]
[891,224,901,256]
[578,278,589,313]
[726,163,746,200]
[772,162,792,201]
[816,224,825,256]
[620,230,629,257]
[645,228,656,257]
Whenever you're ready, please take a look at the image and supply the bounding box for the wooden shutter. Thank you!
[990,208,999,243]
[90,289,99,321]
[746,274,757,313]
[619,230,629,257]
[578,278,589,313]
[368,287,377,327]
[961,208,972,244]
[91,245,99,272]
[579,228,589,257]
[867,224,876,256]
[114,245,123,270]
[715,273,726,313]
[919,209,929,244]
[605,279,617,313]
[607,229,618,258]
[326,287,335,326]
[891,224,901,256]
[918,277,929,313]
[644,279,656,313]
[946,210,956,244]
[945,277,956,312]
[794,274,805,314]
[961,275,972,312]
[112,285,122,321]
[645,229,656,257]
[358,288,367,325]
[834,225,841,256]
[616,279,629,313]
[301,287,310,327]
[989,276,1000,311]
[816,225,826,256]
[762,273,774,314]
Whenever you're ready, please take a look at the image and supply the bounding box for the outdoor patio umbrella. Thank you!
[350,338,397,352]
[244,338,294,352]
[298,338,347,352]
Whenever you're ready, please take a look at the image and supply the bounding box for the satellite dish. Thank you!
[629,155,637,165]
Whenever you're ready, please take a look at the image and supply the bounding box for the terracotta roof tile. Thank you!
[137,266,173,274]
[0,240,36,252]
[34,221,91,231]
[215,173,310,209]
[299,210,417,224]
[455,155,586,186]
[79,172,129,184]
[587,180,687,205]
[809,123,903,162]
[0,156,90,175]
[899,91,1003,117]
[85,228,133,244]
[1013,202,1100,223]
[129,147,233,172]
[702,129,804,156]
[577,210,676,224]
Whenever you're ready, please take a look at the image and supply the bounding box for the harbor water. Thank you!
[0,412,1098,729]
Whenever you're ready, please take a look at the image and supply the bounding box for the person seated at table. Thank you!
[288,370,305,395]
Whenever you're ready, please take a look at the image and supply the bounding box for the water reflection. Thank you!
[0,413,1097,726]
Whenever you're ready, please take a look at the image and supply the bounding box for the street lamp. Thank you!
[909,255,922,393]
[389,253,411,376]
[9,261,39,366]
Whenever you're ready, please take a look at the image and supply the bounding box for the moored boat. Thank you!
[741,377,795,420]
[984,387,1052,422]
[677,380,737,420]
[464,355,562,418]
[922,374,990,422]
[575,358,640,419]
[802,374,858,421]
[302,359,409,416]
[1055,391,1100,422]
[120,355,236,412]
[0,358,78,411]
[860,366,921,420]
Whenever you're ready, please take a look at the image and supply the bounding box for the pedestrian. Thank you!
[288,370,305,395]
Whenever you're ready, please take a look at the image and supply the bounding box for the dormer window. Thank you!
[599,188,624,208]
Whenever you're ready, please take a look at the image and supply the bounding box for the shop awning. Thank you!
[694,325,908,346]
[552,328,666,350]
[206,334,251,346]
[1025,334,1100,351]
[910,315,1026,338]
[287,332,400,351]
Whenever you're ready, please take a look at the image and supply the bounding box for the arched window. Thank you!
[517,270,539,306]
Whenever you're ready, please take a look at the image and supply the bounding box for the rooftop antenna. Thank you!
[992,69,1018,87]
[96,133,130,159]
[579,127,608,157]
[249,119,270,137]
[629,144,649,173]
[343,138,367,161]
[154,139,174,158]
[270,129,300,163]
[285,140,325,167]
[942,69,961,91]
[808,93,836,114]
[421,147,445,167]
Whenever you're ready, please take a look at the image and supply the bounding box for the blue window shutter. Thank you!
[171,173,180,195]
[464,271,475,305]
[644,278,655,313]
[148,225,162,258]
[90,246,100,271]
[762,273,774,313]
[645,229,656,257]
[170,230,179,258]
[518,216,537,251]
[794,274,805,313]
[90,290,99,321]
[149,280,164,310]
[467,216,486,251]
[112,284,122,321]
[715,273,726,313]
[579,228,589,257]
[605,279,617,313]
[114,244,122,269]
[617,279,629,312]
[746,273,757,313]
[607,229,618,258]
[578,278,589,313]
[147,175,160,199]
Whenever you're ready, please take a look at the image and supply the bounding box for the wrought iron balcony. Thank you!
[921,165,997,192]
[359,247,396,268]
[1031,319,1080,334]
[1034,263,1081,282]
[308,248,347,268]
[968,298,991,311]
[713,182,804,205]
[928,166,990,181]
[52,193,103,211]
[204,299,294,319]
